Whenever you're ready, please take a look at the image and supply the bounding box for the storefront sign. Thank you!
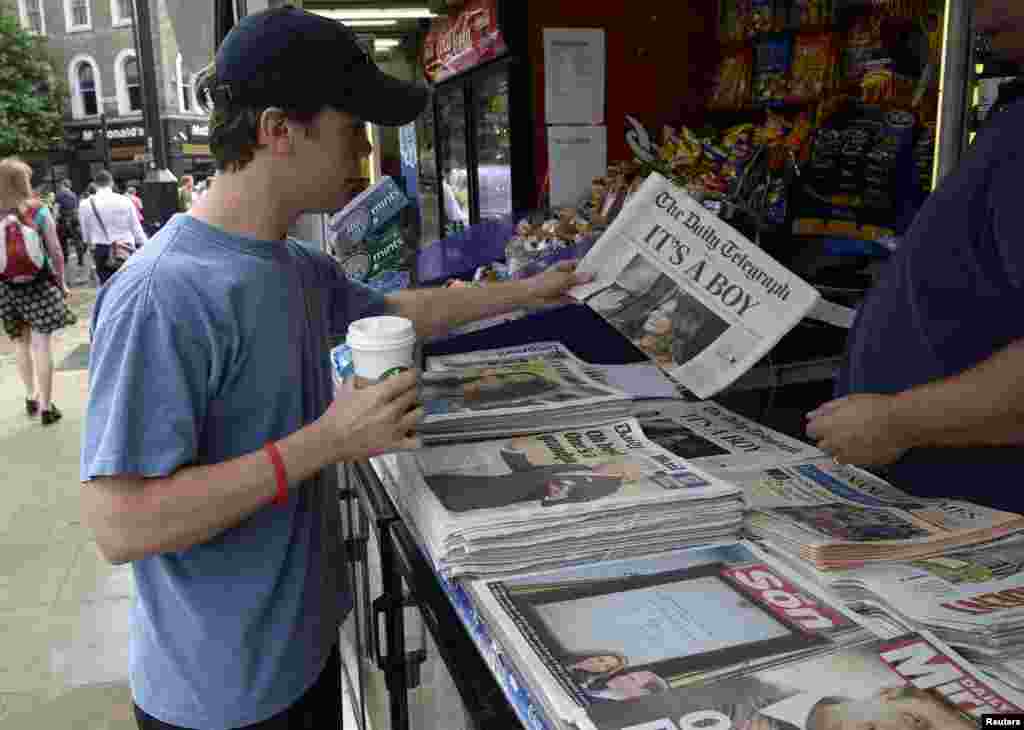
[81,125,146,144]
[421,0,507,84]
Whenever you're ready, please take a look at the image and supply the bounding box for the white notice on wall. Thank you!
[543,28,606,125]
[547,125,607,208]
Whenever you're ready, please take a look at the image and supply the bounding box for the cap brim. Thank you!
[339,65,431,127]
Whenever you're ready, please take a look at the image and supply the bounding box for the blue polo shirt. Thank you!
[838,100,1024,512]
[81,214,389,728]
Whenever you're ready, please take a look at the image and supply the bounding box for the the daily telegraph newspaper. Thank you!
[426,341,685,401]
[470,541,1024,730]
[736,459,1024,569]
[401,418,743,576]
[570,172,820,399]
[417,354,634,443]
[768,534,1024,659]
[633,401,823,474]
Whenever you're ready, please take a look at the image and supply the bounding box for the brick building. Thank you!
[7,0,215,190]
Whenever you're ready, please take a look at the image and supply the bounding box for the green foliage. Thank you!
[0,10,65,157]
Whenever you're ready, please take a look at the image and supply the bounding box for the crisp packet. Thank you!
[753,33,793,105]
[709,48,754,110]
[788,33,836,102]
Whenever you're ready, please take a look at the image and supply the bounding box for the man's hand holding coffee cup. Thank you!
[320,369,423,461]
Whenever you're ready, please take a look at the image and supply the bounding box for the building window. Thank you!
[69,54,103,119]
[176,53,197,114]
[125,58,141,111]
[111,0,133,26]
[79,64,98,116]
[18,0,46,35]
[65,0,92,31]
[115,49,142,115]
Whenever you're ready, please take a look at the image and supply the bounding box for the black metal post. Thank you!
[100,113,112,170]
[133,0,173,181]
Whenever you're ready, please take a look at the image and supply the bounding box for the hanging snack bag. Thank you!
[787,32,837,102]
[792,0,831,27]
[740,0,778,38]
[709,48,754,110]
[753,33,793,106]
[328,176,414,293]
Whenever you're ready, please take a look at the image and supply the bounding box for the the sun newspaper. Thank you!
[469,540,1024,730]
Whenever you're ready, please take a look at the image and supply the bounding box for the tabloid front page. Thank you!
[469,542,1023,730]
[570,172,820,399]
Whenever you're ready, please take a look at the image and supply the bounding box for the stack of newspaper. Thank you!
[467,540,1023,730]
[759,534,1024,667]
[416,351,638,444]
[727,458,1024,569]
[391,418,744,577]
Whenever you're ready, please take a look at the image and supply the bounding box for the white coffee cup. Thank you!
[346,315,417,381]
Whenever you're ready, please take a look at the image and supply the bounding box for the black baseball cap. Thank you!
[213,5,429,126]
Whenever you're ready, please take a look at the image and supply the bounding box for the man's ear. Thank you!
[257,108,293,154]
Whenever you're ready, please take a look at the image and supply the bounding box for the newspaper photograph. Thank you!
[469,542,872,730]
[633,401,823,473]
[570,172,820,399]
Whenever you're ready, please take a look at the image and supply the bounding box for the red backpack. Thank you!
[0,206,48,284]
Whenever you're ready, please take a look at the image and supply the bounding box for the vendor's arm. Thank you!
[806,338,1024,465]
[385,261,591,339]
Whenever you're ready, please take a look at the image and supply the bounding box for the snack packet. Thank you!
[709,48,754,110]
[753,33,793,105]
[788,33,836,102]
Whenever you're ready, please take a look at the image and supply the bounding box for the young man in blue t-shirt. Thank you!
[806,1,1024,512]
[80,8,587,729]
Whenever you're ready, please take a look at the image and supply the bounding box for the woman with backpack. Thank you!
[0,157,72,425]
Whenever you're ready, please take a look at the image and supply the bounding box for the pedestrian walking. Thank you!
[126,186,144,225]
[55,178,85,267]
[80,8,587,729]
[78,170,148,286]
[177,174,194,212]
[0,157,73,426]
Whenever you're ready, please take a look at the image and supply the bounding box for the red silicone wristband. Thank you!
[264,442,289,506]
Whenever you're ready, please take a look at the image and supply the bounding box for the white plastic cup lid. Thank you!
[346,316,416,351]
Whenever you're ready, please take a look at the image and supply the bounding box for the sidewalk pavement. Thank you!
[0,280,136,729]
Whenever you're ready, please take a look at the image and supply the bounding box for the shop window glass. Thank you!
[125,57,142,111]
[78,63,98,116]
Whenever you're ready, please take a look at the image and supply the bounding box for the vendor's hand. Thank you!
[805,393,913,466]
[522,260,593,307]
[320,369,424,461]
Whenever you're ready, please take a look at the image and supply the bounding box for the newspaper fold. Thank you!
[570,172,820,398]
